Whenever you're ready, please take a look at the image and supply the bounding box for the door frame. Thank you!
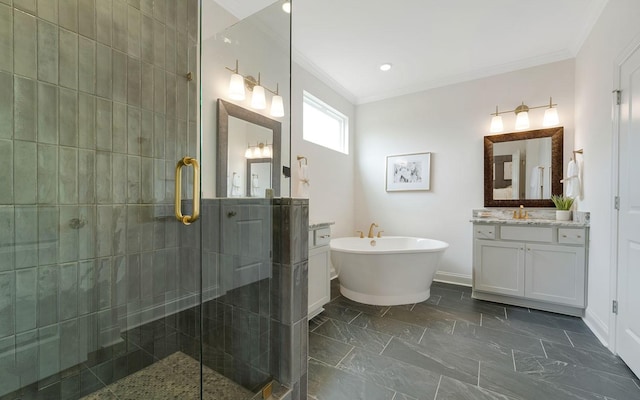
[609,32,640,353]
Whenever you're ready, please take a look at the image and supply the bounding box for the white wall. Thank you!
[354,60,575,283]
[291,63,356,238]
[574,0,640,346]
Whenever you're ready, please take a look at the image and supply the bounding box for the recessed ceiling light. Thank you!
[282,1,291,13]
[379,63,392,72]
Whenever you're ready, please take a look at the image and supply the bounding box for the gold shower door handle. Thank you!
[175,157,200,225]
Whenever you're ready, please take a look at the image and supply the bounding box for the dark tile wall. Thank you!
[271,198,309,400]
[198,197,311,397]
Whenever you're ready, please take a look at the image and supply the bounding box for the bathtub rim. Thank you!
[329,236,449,254]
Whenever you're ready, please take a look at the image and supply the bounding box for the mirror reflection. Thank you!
[228,117,273,197]
[247,159,272,197]
[484,127,563,207]
[217,99,281,198]
[492,137,552,200]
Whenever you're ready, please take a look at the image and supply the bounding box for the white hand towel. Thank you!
[566,160,581,199]
[530,166,541,199]
[250,174,259,196]
[231,173,241,197]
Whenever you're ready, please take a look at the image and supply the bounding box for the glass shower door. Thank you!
[0,0,205,398]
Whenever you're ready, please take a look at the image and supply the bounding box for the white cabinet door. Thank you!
[525,243,585,307]
[308,245,330,318]
[474,240,525,296]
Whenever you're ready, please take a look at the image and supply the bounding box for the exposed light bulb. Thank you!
[251,85,266,109]
[270,95,284,117]
[245,147,252,158]
[379,63,392,72]
[282,1,291,13]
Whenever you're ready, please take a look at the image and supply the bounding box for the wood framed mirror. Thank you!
[217,99,281,198]
[484,127,563,207]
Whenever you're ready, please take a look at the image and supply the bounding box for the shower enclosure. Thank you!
[0,0,295,399]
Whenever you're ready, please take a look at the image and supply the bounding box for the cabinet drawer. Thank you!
[474,225,496,239]
[558,228,586,245]
[314,227,332,246]
[501,226,553,242]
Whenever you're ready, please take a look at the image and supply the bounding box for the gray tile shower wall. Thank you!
[271,198,310,400]
[199,198,274,392]
[0,0,200,397]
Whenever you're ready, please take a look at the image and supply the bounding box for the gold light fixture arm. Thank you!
[224,59,279,95]
[175,157,200,225]
[489,98,558,116]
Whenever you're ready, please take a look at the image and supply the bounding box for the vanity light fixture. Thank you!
[225,60,284,117]
[227,60,246,100]
[514,103,530,130]
[282,1,291,13]
[270,85,285,117]
[245,142,273,159]
[543,97,559,126]
[489,97,559,133]
[251,78,267,110]
[490,106,503,133]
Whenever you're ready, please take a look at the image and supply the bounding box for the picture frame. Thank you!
[385,152,431,191]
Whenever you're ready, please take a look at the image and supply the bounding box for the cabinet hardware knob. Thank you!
[562,235,567,237]
[319,235,330,239]
[227,211,236,218]
[577,235,581,238]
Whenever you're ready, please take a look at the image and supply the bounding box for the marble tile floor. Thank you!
[308,280,640,400]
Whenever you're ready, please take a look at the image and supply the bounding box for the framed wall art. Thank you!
[385,152,431,191]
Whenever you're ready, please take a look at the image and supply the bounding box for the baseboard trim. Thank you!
[434,271,472,287]
[583,308,611,350]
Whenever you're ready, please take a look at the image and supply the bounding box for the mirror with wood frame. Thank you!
[484,127,563,207]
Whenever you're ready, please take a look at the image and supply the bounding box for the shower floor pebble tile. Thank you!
[81,352,254,400]
[308,280,640,400]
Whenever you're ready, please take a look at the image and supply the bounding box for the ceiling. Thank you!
[211,0,609,104]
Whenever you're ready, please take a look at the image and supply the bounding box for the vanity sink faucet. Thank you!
[368,223,379,238]
[513,205,529,220]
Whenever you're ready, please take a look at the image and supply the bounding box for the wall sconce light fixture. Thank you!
[245,142,273,159]
[490,97,559,133]
[225,60,285,118]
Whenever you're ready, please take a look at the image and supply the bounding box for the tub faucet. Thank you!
[368,223,379,238]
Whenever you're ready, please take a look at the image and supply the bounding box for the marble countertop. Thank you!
[470,217,589,227]
[309,221,335,229]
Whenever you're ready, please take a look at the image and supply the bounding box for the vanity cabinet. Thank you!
[472,222,588,316]
[308,224,332,319]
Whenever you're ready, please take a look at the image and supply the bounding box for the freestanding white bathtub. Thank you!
[330,236,449,306]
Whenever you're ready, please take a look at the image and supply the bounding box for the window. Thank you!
[303,91,349,154]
